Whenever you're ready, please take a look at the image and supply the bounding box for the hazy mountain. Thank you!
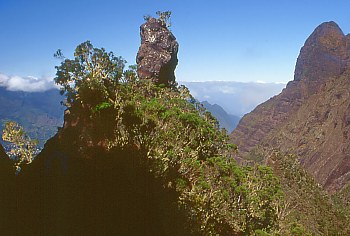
[201,101,240,133]
[0,87,64,147]
[181,81,286,117]
[0,80,285,147]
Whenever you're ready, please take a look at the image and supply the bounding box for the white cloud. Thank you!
[255,80,267,84]
[181,81,286,116]
[0,73,59,92]
[218,86,237,94]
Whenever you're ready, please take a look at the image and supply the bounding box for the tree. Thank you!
[2,121,38,170]
[144,11,172,28]
[156,11,172,28]
[54,41,126,108]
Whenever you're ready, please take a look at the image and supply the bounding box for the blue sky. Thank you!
[0,0,349,85]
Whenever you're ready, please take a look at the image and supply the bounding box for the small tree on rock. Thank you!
[2,121,38,171]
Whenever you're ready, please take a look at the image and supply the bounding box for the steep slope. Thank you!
[202,101,240,132]
[0,143,12,175]
[2,17,350,235]
[7,17,286,236]
[13,65,282,236]
[255,148,349,235]
[265,70,350,192]
[0,144,15,233]
[230,21,350,191]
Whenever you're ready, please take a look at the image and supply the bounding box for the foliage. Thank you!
[53,41,291,235]
[156,10,172,28]
[144,11,172,28]
[92,101,112,113]
[2,121,38,170]
[258,148,350,235]
[54,40,126,108]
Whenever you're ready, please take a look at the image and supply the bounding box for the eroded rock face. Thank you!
[294,21,350,97]
[136,17,179,85]
[264,69,350,192]
[230,21,350,192]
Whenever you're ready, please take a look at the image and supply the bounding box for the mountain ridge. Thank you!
[230,21,350,192]
[0,87,63,147]
[201,101,240,132]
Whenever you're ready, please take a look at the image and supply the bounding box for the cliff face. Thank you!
[265,70,350,192]
[294,21,350,97]
[230,21,350,192]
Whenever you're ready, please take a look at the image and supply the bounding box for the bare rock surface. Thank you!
[230,21,350,192]
[136,17,178,85]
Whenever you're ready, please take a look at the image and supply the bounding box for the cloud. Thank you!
[218,86,237,94]
[180,81,286,116]
[0,73,59,92]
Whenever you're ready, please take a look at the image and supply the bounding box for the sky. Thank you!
[0,0,350,91]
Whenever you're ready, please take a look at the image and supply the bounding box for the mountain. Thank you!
[5,18,287,235]
[0,16,323,236]
[0,87,64,147]
[201,101,240,132]
[182,81,285,116]
[230,21,350,192]
[1,17,349,235]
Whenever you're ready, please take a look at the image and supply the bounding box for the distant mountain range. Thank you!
[181,81,286,116]
[0,87,64,147]
[201,101,240,133]
[0,79,286,148]
[1,82,271,145]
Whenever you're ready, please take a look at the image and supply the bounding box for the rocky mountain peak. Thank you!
[136,17,179,86]
[231,21,350,191]
[294,21,350,93]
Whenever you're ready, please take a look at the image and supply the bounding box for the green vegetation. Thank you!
[1,38,347,235]
[52,41,290,235]
[156,10,172,28]
[1,14,348,236]
[254,148,350,235]
[144,10,172,28]
[50,39,350,235]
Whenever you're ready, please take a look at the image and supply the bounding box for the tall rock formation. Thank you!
[294,21,350,96]
[136,17,179,85]
[230,21,350,192]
